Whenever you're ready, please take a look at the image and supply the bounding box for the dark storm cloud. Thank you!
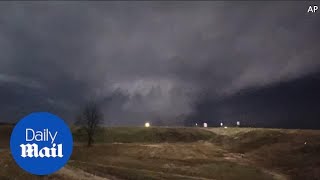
[0,2,319,125]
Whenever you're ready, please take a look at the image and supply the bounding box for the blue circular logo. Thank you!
[10,112,73,175]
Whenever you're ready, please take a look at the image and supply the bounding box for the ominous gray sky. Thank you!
[0,2,319,125]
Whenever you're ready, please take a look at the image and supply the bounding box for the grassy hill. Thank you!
[208,127,320,179]
[73,127,216,143]
[1,125,319,179]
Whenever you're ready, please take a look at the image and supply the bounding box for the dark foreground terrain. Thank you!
[0,126,319,180]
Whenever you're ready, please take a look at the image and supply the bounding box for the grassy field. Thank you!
[1,126,320,179]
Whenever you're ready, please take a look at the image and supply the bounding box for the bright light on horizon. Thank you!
[145,122,150,127]
[203,123,208,128]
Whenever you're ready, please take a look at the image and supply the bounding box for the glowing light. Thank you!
[195,123,198,126]
[220,122,223,127]
[237,121,240,126]
[203,123,208,128]
[224,126,228,129]
[145,122,150,127]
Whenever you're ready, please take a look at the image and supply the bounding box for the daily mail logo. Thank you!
[10,112,73,175]
[20,128,63,158]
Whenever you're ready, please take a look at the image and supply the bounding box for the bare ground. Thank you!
[56,166,111,180]
[1,126,319,179]
[223,153,288,180]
